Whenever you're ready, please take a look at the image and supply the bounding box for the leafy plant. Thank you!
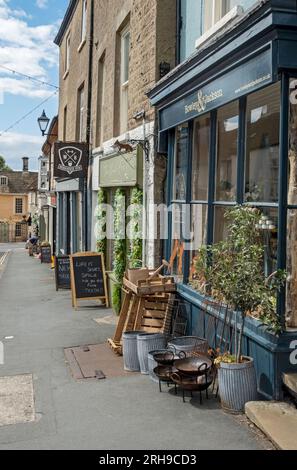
[191,206,286,360]
[112,189,126,314]
[96,188,107,256]
[128,187,143,269]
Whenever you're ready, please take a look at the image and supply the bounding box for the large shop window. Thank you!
[216,101,239,202]
[245,83,280,203]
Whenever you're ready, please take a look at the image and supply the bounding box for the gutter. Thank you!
[54,0,79,46]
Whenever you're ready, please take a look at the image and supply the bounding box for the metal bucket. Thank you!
[123,331,145,372]
[148,349,169,383]
[137,334,166,375]
[168,336,208,357]
[218,356,258,413]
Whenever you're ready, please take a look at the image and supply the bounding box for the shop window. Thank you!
[15,198,23,214]
[216,101,239,202]
[245,83,280,203]
[192,114,210,201]
[256,208,278,277]
[174,124,189,201]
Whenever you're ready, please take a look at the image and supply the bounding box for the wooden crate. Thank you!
[123,275,176,295]
[108,288,175,356]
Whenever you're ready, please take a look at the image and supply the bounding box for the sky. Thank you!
[0,0,69,171]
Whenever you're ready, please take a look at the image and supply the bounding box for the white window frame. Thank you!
[15,198,23,215]
[15,223,22,238]
[119,25,130,135]
[81,0,87,43]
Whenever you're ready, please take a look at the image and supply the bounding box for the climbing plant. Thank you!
[112,189,126,314]
[128,187,143,269]
[96,188,107,257]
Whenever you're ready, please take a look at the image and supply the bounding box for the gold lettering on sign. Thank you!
[185,89,224,115]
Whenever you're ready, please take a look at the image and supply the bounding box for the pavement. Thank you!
[0,245,272,450]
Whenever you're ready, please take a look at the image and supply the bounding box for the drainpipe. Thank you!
[142,116,147,267]
[85,0,94,252]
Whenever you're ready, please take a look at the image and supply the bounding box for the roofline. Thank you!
[54,0,79,46]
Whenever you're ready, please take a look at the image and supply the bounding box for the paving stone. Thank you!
[245,401,297,450]
[0,374,35,427]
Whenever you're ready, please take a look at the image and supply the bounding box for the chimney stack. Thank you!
[22,157,29,172]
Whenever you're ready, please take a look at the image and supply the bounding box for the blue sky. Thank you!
[0,0,69,170]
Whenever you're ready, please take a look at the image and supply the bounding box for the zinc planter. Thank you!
[218,356,258,413]
[137,334,166,375]
[123,331,144,372]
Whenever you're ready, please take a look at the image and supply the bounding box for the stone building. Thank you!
[0,158,38,243]
[54,0,176,271]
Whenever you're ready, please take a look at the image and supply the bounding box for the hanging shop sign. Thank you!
[70,252,109,309]
[53,142,88,179]
[159,47,273,131]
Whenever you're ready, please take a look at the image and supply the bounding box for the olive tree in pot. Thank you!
[194,207,286,413]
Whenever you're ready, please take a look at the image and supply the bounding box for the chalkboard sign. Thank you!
[70,252,109,308]
[55,256,71,291]
[41,246,52,264]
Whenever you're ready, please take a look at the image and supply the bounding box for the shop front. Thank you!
[149,0,297,399]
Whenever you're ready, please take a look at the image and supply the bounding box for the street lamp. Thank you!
[37,110,50,137]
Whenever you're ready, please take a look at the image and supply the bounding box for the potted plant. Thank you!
[192,207,286,412]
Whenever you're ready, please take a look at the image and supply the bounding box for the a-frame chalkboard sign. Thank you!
[70,252,109,309]
[55,256,71,291]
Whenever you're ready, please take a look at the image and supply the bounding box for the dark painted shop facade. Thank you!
[149,0,297,399]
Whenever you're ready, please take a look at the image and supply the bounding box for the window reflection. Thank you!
[174,124,189,201]
[216,101,239,201]
[245,83,280,203]
[192,115,210,201]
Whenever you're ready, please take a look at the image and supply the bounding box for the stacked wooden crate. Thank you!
[108,275,176,355]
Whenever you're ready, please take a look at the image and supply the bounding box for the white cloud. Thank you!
[0,131,43,170]
[0,0,59,99]
[36,0,48,9]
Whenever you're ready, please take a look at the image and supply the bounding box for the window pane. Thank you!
[180,0,204,62]
[214,206,231,243]
[223,0,258,15]
[122,31,130,84]
[287,209,297,328]
[189,204,208,280]
[256,208,278,277]
[289,78,297,206]
[171,203,187,281]
[174,124,189,201]
[192,114,210,201]
[216,101,239,201]
[245,83,280,203]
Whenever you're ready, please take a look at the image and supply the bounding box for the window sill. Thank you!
[63,69,69,80]
[77,39,86,53]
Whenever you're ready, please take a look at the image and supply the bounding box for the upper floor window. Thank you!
[119,25,130,135]
[65,33,71,73]
[0,176,8,186]
[77,84,85,142]
[96,52,106,147]
[179,0,259,62]
[15,198,23,214]
[81,0,87,43]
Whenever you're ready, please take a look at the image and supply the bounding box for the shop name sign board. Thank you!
[159,48,273,131]
[53,142,88,179]
[55,256,71,291]
[70,252,109,309]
